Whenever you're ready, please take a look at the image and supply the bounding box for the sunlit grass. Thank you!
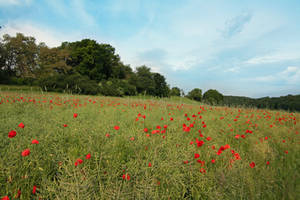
[0,91,299,199]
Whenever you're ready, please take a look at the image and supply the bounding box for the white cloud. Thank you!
[0,21,80,47]
[0,0,32,6]
[250,66,300,84]
[244,52,300,65]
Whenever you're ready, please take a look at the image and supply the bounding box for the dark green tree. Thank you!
[203,89,224,104]
[187,88,202,101]
[152,73,169,97]
[134,65,155,95]
[170,87,181,96]
[61,39,122,82]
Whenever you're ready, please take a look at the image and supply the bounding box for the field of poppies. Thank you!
[0,91,299,200]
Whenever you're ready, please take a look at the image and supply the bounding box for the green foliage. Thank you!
[170,87,181,96]
[62,39,123,82]
[203,89,224,105]
[99,79,137,97]
[223,95,300,112]
[186,88,202,101]
[39,73,99,95]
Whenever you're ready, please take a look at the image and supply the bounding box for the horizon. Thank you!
[0,0,300,98]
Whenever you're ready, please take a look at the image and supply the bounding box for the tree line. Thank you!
[0,33,222,102]
[0,33,298,111]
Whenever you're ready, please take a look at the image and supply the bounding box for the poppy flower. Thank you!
[122,174,130,180]
[249,162,255,168]
[183,160,189,164]
[77,159,83,164]
[21,149,30,157]
[114,126,120,130]
[15,190,21,198]
[73,113,78,118]
[200,168,206,173]
[266,161,270,165]
[86,153,91,159]
[143,128,148,132]
[32,186,37,194]
[148,162,152,167]
[194,153,200,159]
[63,124,68,127]
[8,130,17,138]
[211,159,216,163]
[1,196,9,200]
[31,139,39,144]
[18,122,25,128]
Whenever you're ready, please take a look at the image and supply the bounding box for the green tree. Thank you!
[2,33,38,78]
[170,87,181,96]
[152,73,169,97]
[203,89,223,104]
[187,88,202,101]
[61,39,122,82]
[134,65,155,95]
[37,43,71,77]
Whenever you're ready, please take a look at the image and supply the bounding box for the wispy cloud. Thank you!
[72,0,96,27]
[244,52,300,65]
[222,12,252,38]
[0,20,79,47]
[250,66,300,84]
[0,0,32,6]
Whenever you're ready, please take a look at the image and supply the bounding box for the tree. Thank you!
[203,89,223,104]
[61,39,121,82]
[170,87,181,96]
[37,43,71,77]
[134,65,155,95]
[152,73,169,97]
[187,88,202,101]
[2,33,38,78]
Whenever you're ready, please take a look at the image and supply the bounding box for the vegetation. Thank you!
[0,32,299,111]
[186,88,202,101]
[0,91,299,199]
[203,89,224,105]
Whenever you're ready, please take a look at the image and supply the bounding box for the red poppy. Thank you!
[77,159,83,164]
[32,185,37,194]
[211,159,216,163]
[194,153,200,159]
[63,124,68,127]
[266,161,270,165]
[183,160,189,164]
[73,113,78,118]
[249,162,255,168]
[122,174,130,180]
[148,162,152,167]
[200,168,206,173]
[114,126,120,130]
[18,122,25,128]
[8,130,17,138]
[130,137,135,141]
[31,139,39,144]
[143,128,148,132]
[86,153,91,159]
[21,149,30,157]
[1,196,9,200]
[15,190,21,198]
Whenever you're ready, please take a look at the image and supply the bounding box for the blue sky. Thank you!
[1,0,300,97]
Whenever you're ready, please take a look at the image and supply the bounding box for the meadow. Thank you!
[0,89,299,200]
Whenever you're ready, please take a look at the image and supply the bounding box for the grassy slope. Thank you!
[0,90,299,199]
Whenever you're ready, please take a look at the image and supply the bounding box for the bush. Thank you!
[203,89,223,105]
[39,73,99,95]
[186,88,202,101]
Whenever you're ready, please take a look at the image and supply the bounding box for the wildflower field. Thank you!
[0,91,299,199]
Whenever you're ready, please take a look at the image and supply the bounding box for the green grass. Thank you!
[0,90,299,200]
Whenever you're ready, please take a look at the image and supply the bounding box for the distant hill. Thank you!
[223,94,300,112]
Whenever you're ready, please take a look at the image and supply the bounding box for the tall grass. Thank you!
[0,91,299,199]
